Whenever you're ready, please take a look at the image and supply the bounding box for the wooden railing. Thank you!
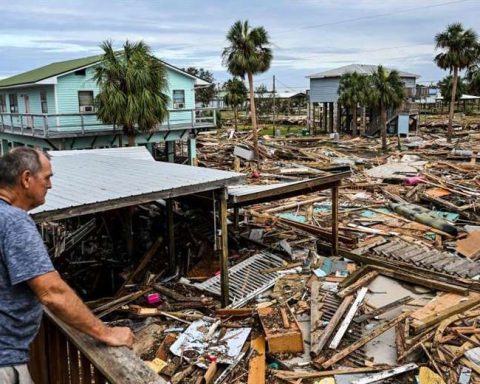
[0,108,217,138]
[29,311,166,384]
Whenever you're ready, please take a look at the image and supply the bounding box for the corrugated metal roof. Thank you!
[228,182,293,197]
[50,146,155,162]
[32,148,243,220]
[306,64,420,79]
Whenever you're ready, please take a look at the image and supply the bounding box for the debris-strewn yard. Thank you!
[50,118,480,383]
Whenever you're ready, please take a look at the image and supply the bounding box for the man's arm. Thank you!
[28,271,134,348]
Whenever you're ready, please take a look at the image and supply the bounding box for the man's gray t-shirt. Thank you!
[0,199,54,366]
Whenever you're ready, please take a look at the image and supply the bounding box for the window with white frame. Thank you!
[40,91,48,113]
[0,94,6,113]
[9,94,18,113]
[172,90,185,109]
[78,91,94,112]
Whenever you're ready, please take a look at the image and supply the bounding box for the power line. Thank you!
[273,0,473,35]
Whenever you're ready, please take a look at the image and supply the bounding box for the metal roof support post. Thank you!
[165,140,175,163]
[217,188,230,307]
[187,137,196,166]
[167,199,176,275]
[1,139,9,155]
[331,184,339,256]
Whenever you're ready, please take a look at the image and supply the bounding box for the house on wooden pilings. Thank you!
[306,64,420,136]
[0,54,214,163]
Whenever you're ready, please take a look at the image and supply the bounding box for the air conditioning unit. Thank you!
[80,105,94,112]
[174,102,185,109]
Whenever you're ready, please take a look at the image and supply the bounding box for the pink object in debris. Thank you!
[404,176,424,186]
[146,293,161,304]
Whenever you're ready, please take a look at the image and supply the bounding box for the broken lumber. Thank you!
[351,363,418,384]
[329,287,368,349]
[310,294,354,357]
[337,271,378,298]
[248,336,266,384]
[318,311,411,369]
[354,296,412,323]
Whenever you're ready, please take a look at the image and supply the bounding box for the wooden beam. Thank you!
[317,311,411,369]
[310,294,354,357]
[329,287,368,349]
[332,184,339,256]
[355,296,412,323]
[248,336,266,384]
[337,271,378,298]
[167,199,176,274]
[218,188,230,307]
[44,311,167,384]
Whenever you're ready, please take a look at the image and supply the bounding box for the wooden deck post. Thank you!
[336,103,342,133]
[187,138,197,166]
[331,184,339,256]
[323,103,328,132]
[233,207,240,230]
[1,139,9,155]
[217,188,230,307]
[329,102,334,133]
[165,141,175,163]
[167,199,176,274]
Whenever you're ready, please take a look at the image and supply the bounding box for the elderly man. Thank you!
[0,147,134,383]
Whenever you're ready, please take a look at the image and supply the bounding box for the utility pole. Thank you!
[272,75,277,137]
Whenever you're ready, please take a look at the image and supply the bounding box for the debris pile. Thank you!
[47,124,480,383]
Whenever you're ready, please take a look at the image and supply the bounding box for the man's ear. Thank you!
[19,170,32,189]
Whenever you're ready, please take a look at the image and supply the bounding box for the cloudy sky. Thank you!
[1,0,478,92]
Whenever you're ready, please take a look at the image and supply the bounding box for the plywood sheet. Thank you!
[457,231,480,259]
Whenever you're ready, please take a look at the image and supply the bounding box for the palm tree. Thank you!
[337,72,369,135]
[222,20,273,161]
[438,75,466,105]
[466,64,480,95]
[94,40,169,146]
[369,66,405,151]
[434,23,479,142]
[223,78,248,131]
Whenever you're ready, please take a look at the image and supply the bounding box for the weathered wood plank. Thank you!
[329,287,368,349]
[248,336,266,384]
[46,311,167,384]
[310,294,354,357]
[318,311,411,369]
[337,271,378,298]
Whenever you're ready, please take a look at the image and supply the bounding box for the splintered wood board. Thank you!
[410,292,480,323]
[457,231,480,259]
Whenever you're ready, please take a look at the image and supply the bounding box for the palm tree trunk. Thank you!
[247,72,259,163]
[128,134,135,146]
[352,104,358,136]
[233,106,238,132]
[380,105,387,151]
[448,67,458,143]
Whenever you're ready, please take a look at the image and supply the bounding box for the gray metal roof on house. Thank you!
[306,64,420,79]
[31,148,244,221]
[50,146,156,162]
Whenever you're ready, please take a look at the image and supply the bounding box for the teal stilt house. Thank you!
[0,54,215,163]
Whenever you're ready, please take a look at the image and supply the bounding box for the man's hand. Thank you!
[99,326,135,348]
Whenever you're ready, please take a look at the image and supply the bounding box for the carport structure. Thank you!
[29,147,243,384]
